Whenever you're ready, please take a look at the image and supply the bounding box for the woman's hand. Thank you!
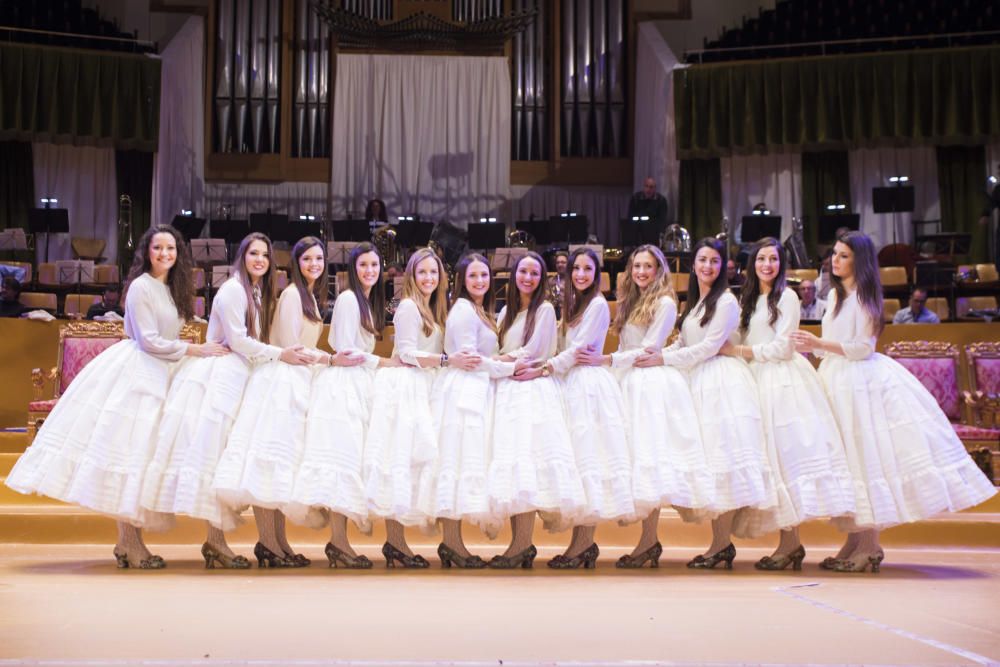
[789,330,820,353]
[378,356,403,368]
[512,365,544,381]
[331,350,366,367]
[574,345,607,367]
[513,358,541,375]
[718,341,738,357]
[188,342,230,357]
[449,350,481,371]
[279,345,312,365]
[634,347,664,368]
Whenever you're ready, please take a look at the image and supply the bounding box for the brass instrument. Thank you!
[507,229,534,249]
[784,216,810,269]
[373,224,404,268]
[117,194,133,279]
[662,224,691,252]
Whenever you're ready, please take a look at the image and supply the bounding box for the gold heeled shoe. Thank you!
[687,543,735,570]
[112,547,166,570]
[616,542,663,569]
[325,542,373,569]
[832,550,884,574]
[201,542,251,569]
[755,545,806,571]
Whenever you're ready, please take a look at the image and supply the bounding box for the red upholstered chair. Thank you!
[966,342,1000,429]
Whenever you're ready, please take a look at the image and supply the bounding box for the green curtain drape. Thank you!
[0,43,160,151]
[0,141,34,232]
[678,158,722,242]
[937,145,988,262]
[115,150,154,268]
[675,46,1000,159]
[801,151,851,253]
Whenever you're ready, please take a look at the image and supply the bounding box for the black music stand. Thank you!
[547,216,589,244]
[818,213,860,244]
[28,208,69,263]
[740,215,782,243]
[249,212,289,239]
[467,223,506,252]
[171,215,206,243]
[619,219,661,247]
[515,220,549,245]
[397,220,434,248]
[289,219,322,242]
[331,219,370,242]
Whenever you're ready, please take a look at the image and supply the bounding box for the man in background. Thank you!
[86,285,124,320]
[893,287,940,324]
[798,279,826,321]
[627,177,668,231]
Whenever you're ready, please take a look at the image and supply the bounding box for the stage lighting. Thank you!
[751,209,771,215]
[180,209,193,216]
[888,175,910,184]
[826,203,847,211]
[989,176,998,186]
[40,197,58,208]
[631,216,650,222]
[299,214,316,221]
[560,211,578,218]
[478,217,497,223]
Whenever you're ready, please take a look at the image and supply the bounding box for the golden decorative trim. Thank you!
[966,341,1000,359]
[180,323,202,344]
[884,340,959,358]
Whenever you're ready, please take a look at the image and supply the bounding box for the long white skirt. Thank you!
[617,365,716,517]
[285,365,374,531]
[557,366,636,527]
[6,340,182,530]
[141,353,252,532]
[212,362,316,512]
[363,366,438,530]
[819,353,996,530]
[488,375,588,531]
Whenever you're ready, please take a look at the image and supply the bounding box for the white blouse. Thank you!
[124,272,189,361]
[444,298,514,378]
[391,298,443,367]
[208,277,281,364]
[661,290,740,370]
[819,289,877,361]
[549,296,611,375]
[270,285,323,350]
[497,301,558,360]
[740,288,799,363]
[611,295,678,369]
[329,290,380,370]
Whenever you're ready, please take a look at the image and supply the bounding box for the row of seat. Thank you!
[883,296,999,323]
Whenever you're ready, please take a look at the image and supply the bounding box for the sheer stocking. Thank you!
[205,522,237,559]
[847,528,882,561]
[252,506,283,555]
[116,521,153,561]
[631,509,660,556]
[565,525,596,558]
[274,511,297,556]
[835,530,860,559]
[385,520,414,557]
[328,512,357,557]
[441,519,472,558]
[705,510,736,556]
[772,527,801,558]
[505,512,536,556]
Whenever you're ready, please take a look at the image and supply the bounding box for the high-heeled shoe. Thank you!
[282,550,311,568]
[437,543,487,569]
[686,543,736,570]
[382,542,430,569]
[832,550,884,574]
[616,542,663,569]
[254,542,293,568]
[325,542,373,569]
[112,547,166,570]
[201,542,251,569]
[487,545,538,569]
[547,543,599,569]
[755,545,806,571]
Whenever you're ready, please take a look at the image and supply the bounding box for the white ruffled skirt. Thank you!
[141,353,253,532]
[819,353,996,530]
[363,366,438,530]
[6,340,183,530]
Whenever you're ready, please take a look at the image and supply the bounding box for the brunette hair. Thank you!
[451,252,496,331]
[561,247,602,333]
[677,237,728,330]
[738,237,786,332]
[832,231,884,335]
[402,247,449,336]
[499,251,549,347]
[614,244,676,334]
[125,224,195,321]
[232,232,278,342]
[288,236,328,323]
[346,241,386,336]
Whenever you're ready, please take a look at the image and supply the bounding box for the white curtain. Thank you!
[203,182,330,221]
[330,54,510,225]
[720,152,802,242]
[152,16,206,227]
[32,142,118,264]
[502,185,631,245]
[847,146,939,249]
[633,22,683,221]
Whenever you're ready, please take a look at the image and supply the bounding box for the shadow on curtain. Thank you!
[801,151,851,253]
[937,145,988,262]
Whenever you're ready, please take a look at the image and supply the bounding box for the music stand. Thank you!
[328,241,362,266]
[740,215,782,243]
[172,215,206,243]
[396,220,434,248]
[210,219,250,246]
[28,208,69,263]
[249,212,289,238]
[515,220,549,245]
[566,217,590,244]
[331,219,370,242]
[490,247,528,272]
[818,213,860,244]
[467,223,506,252]
[191,239,227,264]
[619,219,661,247]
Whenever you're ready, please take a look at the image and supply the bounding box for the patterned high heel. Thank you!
[113,547,166,570]
[201,542,251,569]
[325,542,373,569]
[616,542,663,569]
[437,543,487,569]
[755,545,806,571]
[254,542,292,568]
[547,543,599,569]
[687,543,736,570]
[819,556,843,570]
[283,550,311,568]
[382,542,430,569]
[832,550,884,574]
[487,545,538,569]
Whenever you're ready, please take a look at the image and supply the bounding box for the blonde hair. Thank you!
[402,247,449,336]
[613,244,676,334]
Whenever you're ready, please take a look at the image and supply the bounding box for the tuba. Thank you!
[662,223,691,252]
[784,216,810,269]
[373,225,403,268]
[117,194,133,278]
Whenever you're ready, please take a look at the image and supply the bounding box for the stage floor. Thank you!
[1,544,998,666]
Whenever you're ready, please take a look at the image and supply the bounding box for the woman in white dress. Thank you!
[575,244,714,568]
[214,236,363,568]
[636,237,774,570]
[430,253,531,568]
[6,224,228,568]
[542,247,635,569]
[488,251,587,569]
[287,242,400,569]
[719,237,855,570]
[140,232,313,568]
[790,231,996,573]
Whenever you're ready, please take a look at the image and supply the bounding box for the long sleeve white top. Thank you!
[124,272,189,361]
[443,298,515,378]
[740,288,799,363]
[819,289,877,361]
[270,285,323,350]
[391,298,443,367]
[207,277,282,364]
[497,301,558,360]
[328,290,380,370]
[661,290,740,370]
[549,296,611,376]
[611,295,677,369]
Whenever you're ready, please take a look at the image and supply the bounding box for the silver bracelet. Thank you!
[440,353,449,368]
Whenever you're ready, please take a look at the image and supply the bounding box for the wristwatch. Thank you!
[440,353,449,368]
[541,363,551,377]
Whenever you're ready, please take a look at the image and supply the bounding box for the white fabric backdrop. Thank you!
[721,152,802,243]
[152,16,206,227]
[502,184,631,244]
[330,54,510,225]
[203,182,330,221]
[32,142,118,264]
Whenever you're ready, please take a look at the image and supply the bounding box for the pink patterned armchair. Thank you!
[965,342,1000,430]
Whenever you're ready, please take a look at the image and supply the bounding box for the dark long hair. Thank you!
[451,252,496,331]
[562,247,602,333]
[832,231,884,335]
[347,241,386,336]
[289,236,328,323]
[125,224,195,321]
[739,237,786,332]
[232,232,277,342]
[678,237,729,330]
[499,251,548,347]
